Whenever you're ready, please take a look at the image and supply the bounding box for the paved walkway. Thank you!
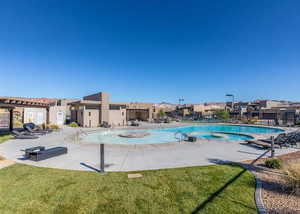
[0,124,298,172]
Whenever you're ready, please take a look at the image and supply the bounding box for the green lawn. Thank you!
[0,164,257,214]
[0,133,12,144]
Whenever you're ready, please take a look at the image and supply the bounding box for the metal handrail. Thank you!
[174,131,188,141]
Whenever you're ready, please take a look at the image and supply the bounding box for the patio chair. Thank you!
[11,130,39,139]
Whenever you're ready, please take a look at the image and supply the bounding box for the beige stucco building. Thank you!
[69,92,127,127]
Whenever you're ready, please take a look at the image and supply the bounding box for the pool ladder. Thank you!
[174,131,188,142]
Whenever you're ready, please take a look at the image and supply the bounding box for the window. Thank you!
[89,112,91,117]
[122,112,124,116]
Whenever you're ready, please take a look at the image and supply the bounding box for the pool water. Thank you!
[162,125,282,134]
[192,132,253,141]
[81,125,283,145]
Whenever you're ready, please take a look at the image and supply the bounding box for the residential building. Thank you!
[69,92,127,127]
[49,98,79,125]
[0,97,50,130]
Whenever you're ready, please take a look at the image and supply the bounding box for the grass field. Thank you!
[0,163,257,214]
[0,133,12,144]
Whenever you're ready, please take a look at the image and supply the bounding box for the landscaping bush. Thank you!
[37,123,47,130]
[265,158,282,169]
[284,163,300,195]
[248,116,259,124]
[69,122,79,128]
[13,120,23,128]
[164,117,171,123]
[215,110,230,120]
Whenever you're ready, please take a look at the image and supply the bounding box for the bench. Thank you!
[22,146,45,158]
[29,147,68,161]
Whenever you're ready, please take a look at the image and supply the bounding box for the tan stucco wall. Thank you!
[49,106,67,126]
[83,109,100,128]
[193,104,206,112]
[109,109,126,126]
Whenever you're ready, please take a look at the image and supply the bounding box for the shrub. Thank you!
[265,158,282,169]
[69,122,79,128]
[158,109,165,119]
[284,163,300,194]
[37,124,47,130]
[248,116,259,124]
[215,110,230,120]
[164,117,171,123]
[13,120,23,128]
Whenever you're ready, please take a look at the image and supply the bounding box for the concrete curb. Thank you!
[249,170,268,214]
[240,162,268,214]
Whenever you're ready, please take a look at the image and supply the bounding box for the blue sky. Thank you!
[0,0,299,103]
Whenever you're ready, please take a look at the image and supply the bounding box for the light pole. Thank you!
[179,98,184,106]
[226,94,235,110]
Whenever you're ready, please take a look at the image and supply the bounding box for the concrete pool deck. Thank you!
[0,123,298,172]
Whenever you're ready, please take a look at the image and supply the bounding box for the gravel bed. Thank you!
[247,151,300,214]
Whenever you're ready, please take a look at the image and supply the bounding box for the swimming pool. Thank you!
[81,125,283,145]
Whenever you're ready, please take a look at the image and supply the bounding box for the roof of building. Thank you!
[0,97,50,107]
[69,100,102,105]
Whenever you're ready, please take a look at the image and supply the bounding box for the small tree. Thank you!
[215,110,230,120]
[158,109,165,119]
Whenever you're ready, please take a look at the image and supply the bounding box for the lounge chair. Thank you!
[23,123,53,134]
[186,136,197,142]
[21,146,45,158]
[12,130,39,139]
[131,121,139,126]
[23,125,47,135]
[285,131,300,147]
[100,122,111,128]
[246,139,273,149]
[28,147,68,161]
[251,133,295,149]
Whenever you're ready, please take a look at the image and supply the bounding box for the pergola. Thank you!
[0,97,49,131]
